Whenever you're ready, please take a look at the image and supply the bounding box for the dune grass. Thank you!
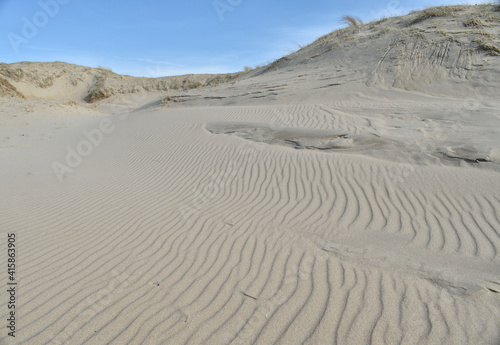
[464,17,485,28]
[0,76,24,98]
[341,15,364,27]
[97,65,113,74]
[479,43,500,55]
[411,5,465,25]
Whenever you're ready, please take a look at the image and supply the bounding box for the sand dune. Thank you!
[1,4,500,345]
[0,61,243,104]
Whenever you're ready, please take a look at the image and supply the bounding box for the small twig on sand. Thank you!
[242,292,257,300]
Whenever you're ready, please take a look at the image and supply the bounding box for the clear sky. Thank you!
[0,0,492,77]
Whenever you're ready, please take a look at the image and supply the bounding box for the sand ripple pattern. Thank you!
[1,106,499,345]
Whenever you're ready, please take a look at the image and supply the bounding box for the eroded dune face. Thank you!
[207,123,354,149]
[206,119,498,171]
[0,61,243,103]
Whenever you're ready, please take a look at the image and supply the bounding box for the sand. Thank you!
[1,4,500,345]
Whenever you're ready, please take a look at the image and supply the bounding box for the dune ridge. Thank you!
[0,61,244,103]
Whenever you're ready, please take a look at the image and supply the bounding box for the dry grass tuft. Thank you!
[97,66,113,73]
[161,96,176,105]
[265,56,290,72]
[464,17,485,28]
[479,43,500,56]
[381,27,394,35]
[64,100,78,107]
[478,30,495,40]
[411,5,464,25]
[84,86,111,103]
[341,15,364,27]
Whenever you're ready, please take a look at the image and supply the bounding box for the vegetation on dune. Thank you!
[0,77,24,98]
[84,71,244,103]
[341,15,364,28]
[464,17,485,28]
[97,65,113,73]
[479,42,500,55]
[411,5,465,24]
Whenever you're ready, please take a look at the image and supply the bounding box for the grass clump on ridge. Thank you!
[411,5,465,25]
[464,17,485,28]
[341,15,364,27]
[97,65,113,73]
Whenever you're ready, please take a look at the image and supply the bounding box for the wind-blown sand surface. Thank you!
[1,4,500,345]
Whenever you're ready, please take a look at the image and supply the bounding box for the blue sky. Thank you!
[0,0,492,77]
